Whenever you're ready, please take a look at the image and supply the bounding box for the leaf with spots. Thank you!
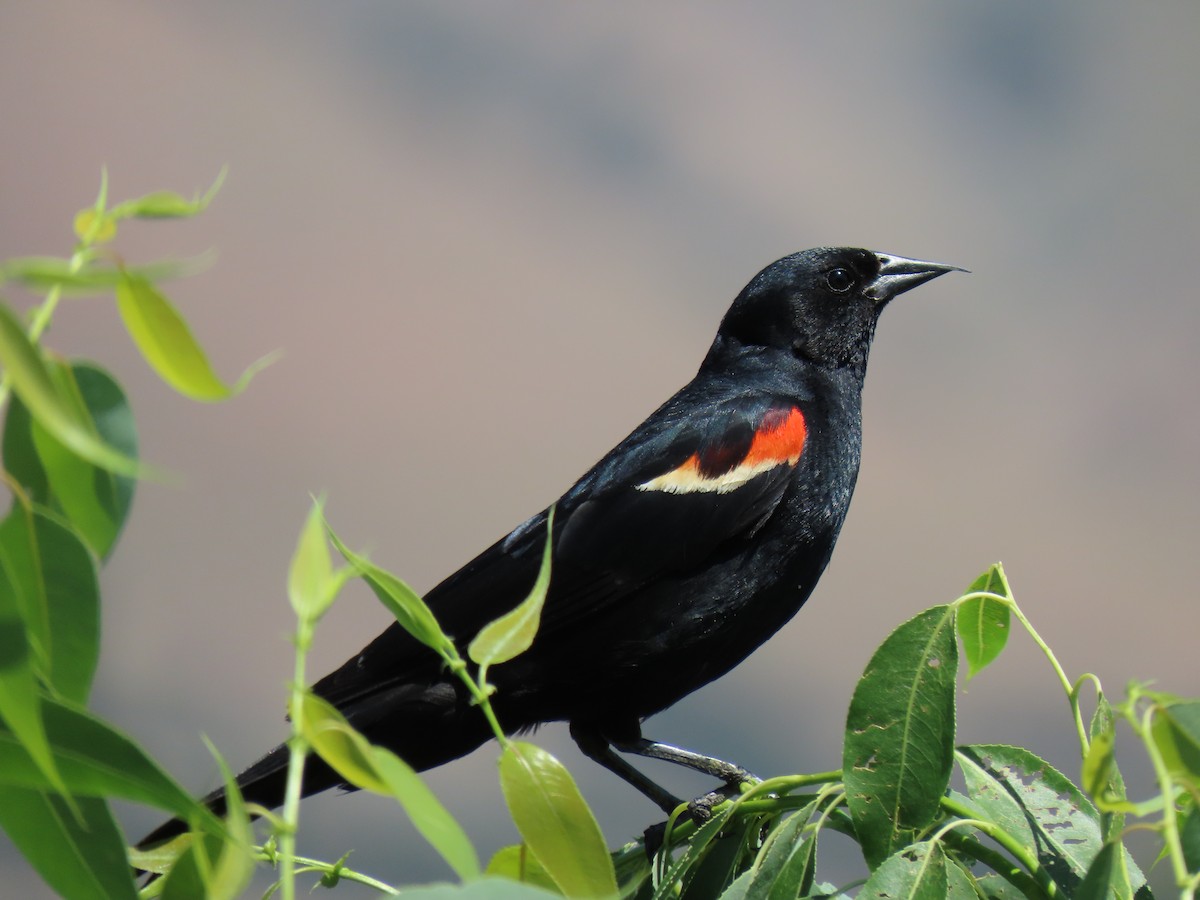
[843,605,958,869]
[857,841,947,900]
[956,744,1148,897]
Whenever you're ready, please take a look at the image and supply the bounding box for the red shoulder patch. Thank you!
[637,405,807,494]
[744,406,806,468]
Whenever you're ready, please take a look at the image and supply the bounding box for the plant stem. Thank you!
[940,794,1064,900]
[278,620,314,900]
[1137,701,1190,893]
[937,828,1054,900]
[1005,597,1091,756]
[441,653,510,750]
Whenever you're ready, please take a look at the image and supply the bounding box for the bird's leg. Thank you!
[618,738,755,785]
[570,721,684,813]
[612,736,760,820]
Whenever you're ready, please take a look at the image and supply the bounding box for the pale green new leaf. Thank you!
[115,273,275,402]
[288,498,346,623]
[469,507,554,671]
[326,523,455,656]
[499,740,616,899]
[955,562,1010,680]
[301,692,479,880]
[110,167,226,220]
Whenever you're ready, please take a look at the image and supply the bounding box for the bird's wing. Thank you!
[313,392,810,710]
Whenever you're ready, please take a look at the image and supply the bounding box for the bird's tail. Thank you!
[138,680,498,850]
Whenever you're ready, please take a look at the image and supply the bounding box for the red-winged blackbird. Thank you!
[143,247,960,844]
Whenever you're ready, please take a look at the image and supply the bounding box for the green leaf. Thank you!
[0,506,101,704]
[0,504,52,669]
[677,815,758,900]
[1074,840,1120,900]
[716,870,754,900]
[72,168,117,245]
[1082,727,1116,800]
[858,842,947,900]
[300,692,480,881]
[843,605,958,868]
[946,858,985,900]
[499,740,616,898]
[955,744,1152,895]
[34,510,100,703]
[30,361,137,558]
[650,802,739,900]
[66,362,138,554]
[110,168,226,220]
[73,208,118,244]
[1088,694,1128,837]
[326,523,456,657]
[1154,700,1200,780]
[0,788,138,900]
[115,273,275,402]
[0,695,223,831]
[955,563,1010,680]
[743,806,818,900]
[288,498,346,623]
[199,736,255,900]
[1181,804,1200,873]
[486,845,558,892]
[31,364,118,557]
[0,539,69,798]
[0,255,213,297]
[954,750,1038,866]
[2,387,50,502]
[0,303,144,477]
[469,507,554,671]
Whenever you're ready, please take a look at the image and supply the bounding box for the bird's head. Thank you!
[714,247,964,371]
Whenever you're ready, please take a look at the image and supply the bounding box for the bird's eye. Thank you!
[825,268,855,293]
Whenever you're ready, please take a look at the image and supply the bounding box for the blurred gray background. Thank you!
[3,2,1199,896]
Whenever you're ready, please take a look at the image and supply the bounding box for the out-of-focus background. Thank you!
[3,2,1199,896]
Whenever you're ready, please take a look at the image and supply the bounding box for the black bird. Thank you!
[144,247,960,844]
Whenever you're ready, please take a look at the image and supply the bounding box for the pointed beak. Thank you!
[864,253,967,303]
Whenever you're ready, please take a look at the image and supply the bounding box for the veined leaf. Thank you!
[499,740,616,898]
[0,788,137,900]
[956,744,1148,896]
[0,695,222,832]
[0,506,101,704]
[743,805,818,900]
[955,563,1010,680]
[843,605,958,868]
[858,842,946,900]
[1154,700,1200,781]
[486,846,557,892]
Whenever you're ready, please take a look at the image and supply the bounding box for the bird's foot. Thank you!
[642,775,763,858]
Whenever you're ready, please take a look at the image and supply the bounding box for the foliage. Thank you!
[1,176,1198,900]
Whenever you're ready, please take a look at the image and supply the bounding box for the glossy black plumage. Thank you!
[143,247,959,845]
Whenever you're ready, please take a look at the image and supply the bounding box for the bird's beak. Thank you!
[865,253,967,303]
